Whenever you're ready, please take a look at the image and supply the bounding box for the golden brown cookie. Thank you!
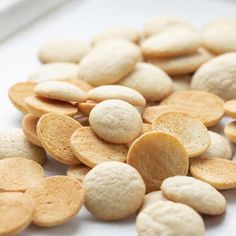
[224,99,236,118]
[67,164,91,182]
[78,101,97,116]
[224,121,236,143]
[37,113,82,165]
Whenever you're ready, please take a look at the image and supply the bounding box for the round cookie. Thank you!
[34,81,86,102]
[70,127,128,167]
[224,99,236,118]
[224,121,236,143]
[38,39,90,63]
[28,62,78,82]
[118,62,173,102]
[0,192,34,236]
[191,53,236,100]
[89,99,142,144]
[161,90,224,127]
[37,113,82,165]
[149,48,213,75]
[161,176,226,215]
[78,101,97,116]
[22,113,41,147]
[152,112,210,157]
[24,96,78,117]
[67,164,91,182]
[84,161,145,220]
[136,201,205,236]
[142,27,202,58]
[86,85,146,106]
[77,39,141,86]
[190,157,236,190]
[0,157,44,192]
[8,82,36,113]
[172,74,191,91]
[26,176,85,227]
[91,26,140,44]
[127,132,189,192]
[0,128,46,165]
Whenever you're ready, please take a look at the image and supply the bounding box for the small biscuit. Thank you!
[142,27,202,58]
[152,112,210,157]
[8,82,36,113]
[224,121,236,143]
[0,128,46,165]
[0,192,34,236]
[224,99,236,118]
[161,90,224,127]
[38,39,90,63]
[127,132,189,192]
[78,101,97,116]
[118,62,173,102]
[22,113,42,147]
[24,96,78,117]
[26,176,85,227]
[161,176,226,215]
[86,85,146,106]
[70,127,128,167]
[84,161,145,220]
[89,99,143,144]
[190,157,236,190]
[0,157,44,192]
[67,164,91,182]
[136,201,205,236]
[37,113,82,165]
[34,81,86,102]
[172,74,191,91]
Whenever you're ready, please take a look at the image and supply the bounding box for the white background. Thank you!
[0,0,236,235]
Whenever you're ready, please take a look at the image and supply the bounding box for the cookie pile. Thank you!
[2,15,236,236]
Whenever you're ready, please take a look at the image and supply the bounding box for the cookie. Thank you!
[161,90,224,127]
[149,48,213,75]
[77,39,141,86]
[142,27,202,58]
[127,132,188,192]
[136,201,205,236]
[224,121,236,143]
[191,53,236,100]
[78,101,97,116]
[0,192,34,236]
[118,62,173,102]
[38,39,90,63]
[152,112,210,157]
[161,176,226,215]
[84,161,145,220]
[22,113,41,147]
[190,157,236,190]
[0,157,44,192]
[37,113,82,165]
[8,82,36,113]
[62,78,93,92]
[67,164,91,182]
[70,127,128,167]
[224,99,236,118]
[86,85,146,106]
[89,99,142,144]
[0,128,46,165]
[26,176,85,227]
[24,96,78,117]
[34,81,86,102]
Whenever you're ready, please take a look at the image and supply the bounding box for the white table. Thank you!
[0,0,236,235]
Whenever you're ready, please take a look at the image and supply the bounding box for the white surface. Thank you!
[0,0,236,235]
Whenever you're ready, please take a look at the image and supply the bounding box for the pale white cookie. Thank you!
[84,161,145,220]
[118,62,173,102]
[89,99,142,144]
[161,176,226,215]
[136,201,205,236]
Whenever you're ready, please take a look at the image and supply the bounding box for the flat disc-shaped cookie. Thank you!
[67,164,91,182]
[225,121,236,143]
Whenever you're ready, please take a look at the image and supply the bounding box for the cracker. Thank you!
[224,121,236,143]
[8,82,36,113]
[161,176,226,215]
[152,112,210,157]
[0,157,44,192]
[161,90,224,127]
[127,132,189,192]
[190,157,236,190]
[84,161,145,220]
[0,192,34,235]
[78,101,97,116]
[37,113,82,165]
[70,127,128,167]
[26,176,85,227]
[224,99,236,118]
[24,96,78,117]
[67,164,91,182]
